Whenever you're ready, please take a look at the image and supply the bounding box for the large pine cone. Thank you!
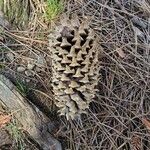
[49,14,100,120]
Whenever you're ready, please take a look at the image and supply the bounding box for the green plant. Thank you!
[2,0,30,28]
[7,121,25,150]
[16,80,29,96]
[45,0,64,21]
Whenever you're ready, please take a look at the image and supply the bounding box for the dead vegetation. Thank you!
[0,0,150,149]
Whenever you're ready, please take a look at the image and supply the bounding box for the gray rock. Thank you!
[0,74,62,150]
[25,70,35,77]
[6,52,15,61]
[26,79,31,83]
[35,66,41,72]
[17,66,26,72]
[27,63,35,70]
[36,55,46,67]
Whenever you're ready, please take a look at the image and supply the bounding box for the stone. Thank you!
[25,70,35,77]
[17,66,26,72]
[27,63,35,70]
[26,79,31,83]
[0,74,62,150]
[35,66,41,72]
[36,55,45,67]
[6,52,14,61]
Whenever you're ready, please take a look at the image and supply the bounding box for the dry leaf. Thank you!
[142,118,150,130]
[0,114,11,128]
[116,48,126,58]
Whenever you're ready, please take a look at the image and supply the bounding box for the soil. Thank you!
[0,0,150,150]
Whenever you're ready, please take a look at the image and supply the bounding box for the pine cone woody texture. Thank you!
[49,14,100,120]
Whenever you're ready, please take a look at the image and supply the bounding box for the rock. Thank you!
[25,70,35,77]
[35,66,41,72]
[35,66,46,73]
[36,55,46,67]
[6,52,15,61]
[17,66,26,72]
[0,74,62,150]
[27,63,35,70]
[26,79,31,83]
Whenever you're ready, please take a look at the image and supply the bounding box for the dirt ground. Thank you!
[0,0,150,150]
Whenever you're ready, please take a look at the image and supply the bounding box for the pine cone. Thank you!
[49,14,100,120]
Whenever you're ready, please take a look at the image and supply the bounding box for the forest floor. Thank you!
[0,0,150,150]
